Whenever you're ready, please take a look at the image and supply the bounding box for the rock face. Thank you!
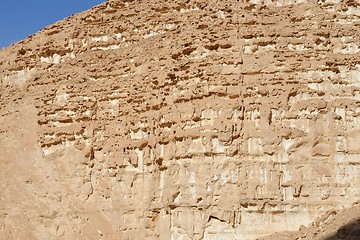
[258,204,360,240]
[1,0,360,239]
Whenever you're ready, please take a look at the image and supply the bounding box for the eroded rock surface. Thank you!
[258,203,360,240]
[1,0,360,239]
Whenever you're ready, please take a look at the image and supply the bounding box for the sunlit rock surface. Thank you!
[1,0,360,239]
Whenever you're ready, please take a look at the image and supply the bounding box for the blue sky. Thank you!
[0,0,106,48]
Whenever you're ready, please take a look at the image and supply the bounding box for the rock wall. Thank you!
[1,0,360,239]
[258,204,360,239]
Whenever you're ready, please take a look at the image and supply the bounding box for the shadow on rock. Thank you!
[325,218,360,240]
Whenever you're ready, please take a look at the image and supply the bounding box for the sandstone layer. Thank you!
[258,204,360,240]
[1,0,360,239]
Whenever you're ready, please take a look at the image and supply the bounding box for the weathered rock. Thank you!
[1,0,360,239]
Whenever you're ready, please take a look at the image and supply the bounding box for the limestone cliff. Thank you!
[1,0,360,239]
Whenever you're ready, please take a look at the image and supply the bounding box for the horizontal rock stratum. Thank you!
[1,0,360,239]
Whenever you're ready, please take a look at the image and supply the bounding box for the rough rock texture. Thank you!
[258,203,360,240]
[1,0,360,239]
